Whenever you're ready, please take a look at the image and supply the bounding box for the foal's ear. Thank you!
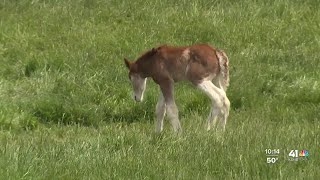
[147,47,158,57]
[151,47,157,54]
[124,58,131,69]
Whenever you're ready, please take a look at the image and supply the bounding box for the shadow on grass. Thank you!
[29,95,156,128]
[105,102,155,124]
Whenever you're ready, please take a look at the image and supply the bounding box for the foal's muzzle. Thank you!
[132,93,142,102]
[134,96,141,102]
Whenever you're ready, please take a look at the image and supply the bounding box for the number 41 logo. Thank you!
[289,150,298,157]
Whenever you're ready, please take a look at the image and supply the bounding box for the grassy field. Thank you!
[0,0,319,179]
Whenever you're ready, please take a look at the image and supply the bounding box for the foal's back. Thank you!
[157,44,220,85]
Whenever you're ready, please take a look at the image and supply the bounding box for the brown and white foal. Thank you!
[124,44,230,133]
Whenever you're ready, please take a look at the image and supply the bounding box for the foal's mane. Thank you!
[137,45,167,61]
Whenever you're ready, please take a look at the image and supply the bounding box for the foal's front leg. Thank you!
[155,91,166,133]
[166,101,181,132]
[160,80,181,132]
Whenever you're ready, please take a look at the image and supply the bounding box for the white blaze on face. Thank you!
[130,74,147,102]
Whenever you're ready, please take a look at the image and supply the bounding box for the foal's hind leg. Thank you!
[206,107,219,131]
[212,76,230,130]
[219,94,230,131]
[198,80,230,131]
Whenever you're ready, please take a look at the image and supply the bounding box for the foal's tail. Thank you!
[216,49,229,91]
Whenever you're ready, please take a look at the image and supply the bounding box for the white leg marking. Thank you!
[206,107,213,131]
[198,80,230,131]
[212,74,225,92]
[166,102,181,132]
[155,92,166,133]
[206,107,219,131]
[220,96,230,131]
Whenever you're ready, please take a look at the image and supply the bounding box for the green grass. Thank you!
[0,0,319,179]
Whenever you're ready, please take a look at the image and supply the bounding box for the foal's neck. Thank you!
[136,59,155,78]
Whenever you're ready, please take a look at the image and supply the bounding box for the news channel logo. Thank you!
[288,149,309,161]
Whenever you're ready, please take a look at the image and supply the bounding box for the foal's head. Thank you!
[124,48,159,102]
[124,58,147,102]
